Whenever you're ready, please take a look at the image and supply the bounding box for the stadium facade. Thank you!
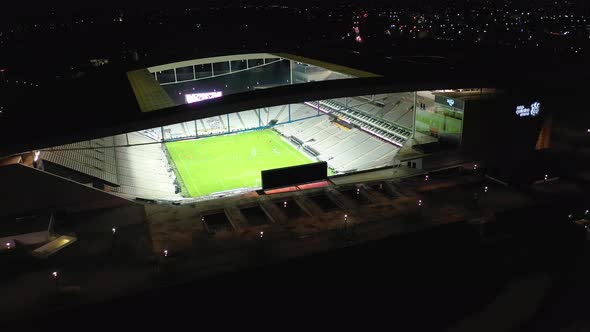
[0,52,549,217]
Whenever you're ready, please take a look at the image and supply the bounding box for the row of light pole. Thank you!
[47,225,176,294]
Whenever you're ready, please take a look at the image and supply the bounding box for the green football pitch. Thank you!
[416,111,463,134]
[165,129,317,197]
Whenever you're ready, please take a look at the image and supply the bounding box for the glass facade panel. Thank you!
[155,69,175,84]
[247,58,264,67]
[212,61,230,75]
[160,60,290,105]
[194,63,213,79]
[230,59,247,71]
[176,66,194,82]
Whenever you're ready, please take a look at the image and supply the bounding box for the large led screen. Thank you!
[185,91,223,104]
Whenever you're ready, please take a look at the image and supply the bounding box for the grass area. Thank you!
[416,110,463,134]
[165,129,317,197]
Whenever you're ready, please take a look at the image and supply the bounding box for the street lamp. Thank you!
[52,271,59,291]
[344,214,349,233]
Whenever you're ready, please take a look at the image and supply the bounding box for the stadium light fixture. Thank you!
[6,242,10,249]
[52,271,58,278]
[112,227,116,234]
[163,249,168,257]
[484,186,488,193]
[425,175,429,181]
[418,200,422,206]
[260,231,264,238]
[473,164,478,170]
[283,201,287,208]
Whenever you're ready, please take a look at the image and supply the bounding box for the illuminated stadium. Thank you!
[0,52,549,210]
[27,54,434,200]
[0,50,559,305]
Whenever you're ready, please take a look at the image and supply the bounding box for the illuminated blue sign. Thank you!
[515,102,541,117]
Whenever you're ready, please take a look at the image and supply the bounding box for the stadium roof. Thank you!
[0,48,587,156]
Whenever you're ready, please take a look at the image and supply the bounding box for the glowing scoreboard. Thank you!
[185,91,223,104]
